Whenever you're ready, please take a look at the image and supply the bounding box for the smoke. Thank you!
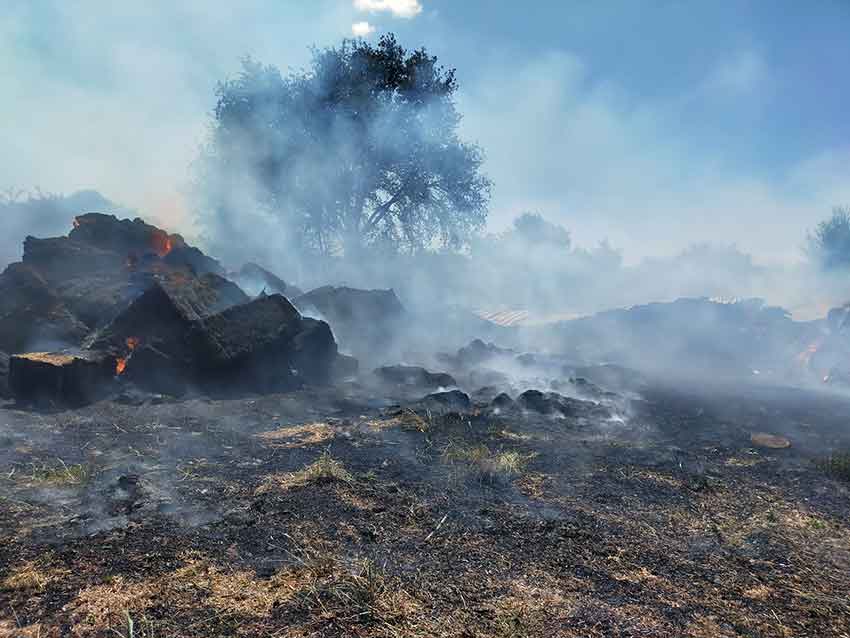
[457,49,850,265]
[178,30,849,337]
[0,189,129,268]
[0,1,359,243]
[2,2,846,263]
[3,3,850,387]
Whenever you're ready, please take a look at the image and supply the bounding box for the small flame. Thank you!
[116,336,141,375]
[72,217,81,229]
[796,338,823,368]
[150,230,174,257]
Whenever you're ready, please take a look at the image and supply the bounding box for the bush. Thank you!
[808,207,850,270]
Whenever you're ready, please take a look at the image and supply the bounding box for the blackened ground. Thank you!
[0,378,848,637]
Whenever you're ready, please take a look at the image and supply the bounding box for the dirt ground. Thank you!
[1,380,849,637]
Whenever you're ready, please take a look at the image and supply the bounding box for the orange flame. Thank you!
[796,338,823,368]
[116,336,141,375]
[150,230,174,257]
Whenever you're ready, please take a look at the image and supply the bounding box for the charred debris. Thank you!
[1,212,850,409]
[3,214,850,638]
[0,214,354,405]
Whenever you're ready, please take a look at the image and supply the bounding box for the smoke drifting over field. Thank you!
[7,9,850,638]
[2,2,849,345]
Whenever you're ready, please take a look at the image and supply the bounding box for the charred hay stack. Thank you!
[0,351,9,398]
[0,262,90,354]
[0,212,220,355]
[21,213,222,328]
[7,350,116,406]
[1,213,354,403]
[294,285,405,363]
[233,262,303,298]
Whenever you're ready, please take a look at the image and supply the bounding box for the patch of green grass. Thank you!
[398,409,432,433]
[807,517,829,531]
[29,459,94,486]
[816,452,850,482]
[115,611,158,638]
[442,442,535,483]
[284,450,353,489]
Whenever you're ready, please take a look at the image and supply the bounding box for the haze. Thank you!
[2,1,848,265]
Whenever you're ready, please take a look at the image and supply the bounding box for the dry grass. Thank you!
[816,452,850,482]
[0,620,47,638]
[64,535,428,637]
[442,442,535,483]
[4,387,850,636]
[494,428,535,442]
[514,472,551,499]
[397,409,433,433]
[172,556,298,616]
[257,421,336,449]
[625,468,683,489]
[2,559,70,592]
[113,613,158,638]
[285,548,422,634]
[256,450,353,494]
[742,584,773,601]
[15,352,77,365]
[395,409,472,434]
[70,576,158,633]
[486,572,574,637]
[26,459,94,486]
[724,454,763,468]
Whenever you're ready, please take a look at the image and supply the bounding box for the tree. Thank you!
[509,212,571,249]
[195,34,490,258]
[808,207,850,270]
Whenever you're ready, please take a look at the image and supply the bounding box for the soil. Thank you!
[1,378,849,637]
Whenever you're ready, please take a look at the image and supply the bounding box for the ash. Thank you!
[1,216,849,637]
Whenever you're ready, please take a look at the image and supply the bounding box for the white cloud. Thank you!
[353,0,422,19]
[351,20,375,36]
[703,50,767,95]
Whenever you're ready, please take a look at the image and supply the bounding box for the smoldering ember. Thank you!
[3,16,850,638]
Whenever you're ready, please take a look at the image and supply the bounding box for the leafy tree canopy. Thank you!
[808,207,850,270]
[196,34,490,257]
[508,212,572,249]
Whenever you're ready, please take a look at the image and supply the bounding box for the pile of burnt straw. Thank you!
[0,213,355,404]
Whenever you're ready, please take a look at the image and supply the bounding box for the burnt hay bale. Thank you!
[374,365,456,390]
[188,295,344,392]
[421,389,472,413]
[489,392,517,412]
[517,389,607,418]
[121,344,188,396]
[294,286,405,360]
[0,351,9,398]
[69,213,223,276]
[0,263,90,353]
[9,350,116,405]
[235,262,303,298]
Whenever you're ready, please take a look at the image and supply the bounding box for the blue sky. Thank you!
[2,0,848,263]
